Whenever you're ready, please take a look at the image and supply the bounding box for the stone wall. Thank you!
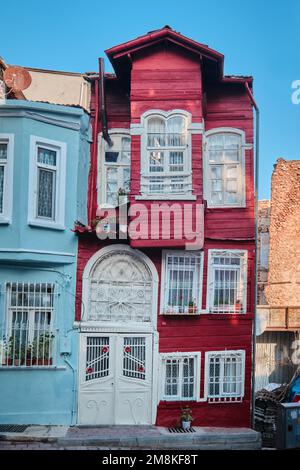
[258,200,270,305]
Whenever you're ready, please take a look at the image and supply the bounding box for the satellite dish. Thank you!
[3,66,32,92]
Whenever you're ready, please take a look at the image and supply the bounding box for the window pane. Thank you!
[147,117,166,147]
[149,151,164,172]
[0,143,8,160]
[209,356,220,396]
[0,165,4,213]
[86,337,110,381]
[165,359,179,396]
[123,337,146,380]
[123,167,130,193]
[166,255,199,312]
[170,176,184,193]
[149,176,164,193]
[120,137,131,164]
[212,256,242,313]
[182,357,195,398]
[105,151,119,163]
[37,169,55,219]
[169,152,184,172]
[37,147,57,166]
[106,167,118,205]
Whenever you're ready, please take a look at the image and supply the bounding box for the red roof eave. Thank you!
[105,27,224,74]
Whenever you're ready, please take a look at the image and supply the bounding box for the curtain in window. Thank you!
[37,169,55,218]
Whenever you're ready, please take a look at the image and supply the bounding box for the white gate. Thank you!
[78,333,153,425]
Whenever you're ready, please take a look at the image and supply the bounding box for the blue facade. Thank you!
[0,100,90,424]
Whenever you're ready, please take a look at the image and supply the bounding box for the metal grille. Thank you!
[86,337,110,381]
[207,351,244,402]
[88,251,152,323]
[0,424,28,433]
[164,356,195,400]
[209,252,245,314]
[169,427,196,433]
[163,253,201,314]
[0,283,55,367]
[123,337,146,380]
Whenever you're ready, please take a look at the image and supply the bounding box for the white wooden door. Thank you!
[78,333,153,425]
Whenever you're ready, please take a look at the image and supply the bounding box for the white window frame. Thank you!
[28,136,66,230]
[0,133,14,224]
[1,282,55,368]
[206,249,248,314]
[204,350,246,402]
[160,250,204,315]
[135,109,196,200]
[98,129,131,208]
[160,352,201,401]
[203,128,251,208]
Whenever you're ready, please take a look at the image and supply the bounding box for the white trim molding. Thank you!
[203,127,251,208]
[159,351,201,401]
[97,128,131,207]
[28,135,66,230]
[135,109,196,199]
[204,349,246,403]
[206,249,248,314]
[0,133,14,224]
[81,244,159,330]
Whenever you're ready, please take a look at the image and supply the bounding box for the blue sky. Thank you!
[2,0,300,198]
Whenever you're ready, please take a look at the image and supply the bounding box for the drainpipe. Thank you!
[63,354,77,426]
[98,58,113,147]
[245,82,260,428]
[87,77,99,223]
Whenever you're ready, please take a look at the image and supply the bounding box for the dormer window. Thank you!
[140,111,192,197]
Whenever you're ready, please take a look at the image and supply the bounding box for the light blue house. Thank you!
[0,99,90,425]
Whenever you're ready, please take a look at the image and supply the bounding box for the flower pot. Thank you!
[181,420,191,430]
[188,306,197,314]
[118,195,128,205]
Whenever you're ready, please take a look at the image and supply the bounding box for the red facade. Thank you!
[76,27,255,427]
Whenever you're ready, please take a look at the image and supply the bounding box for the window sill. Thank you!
[0,217,10,225]
[28,220,65,231]
[135,195,197,201]
[206,204,246,209]
[0,365,66,371]
[161,311,200,316]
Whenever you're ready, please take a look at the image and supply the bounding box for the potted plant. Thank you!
[234,299,242,313]
[180,406,193,430]
[32,332,54,365]
[118,188,128,205]
[188,300,197,314]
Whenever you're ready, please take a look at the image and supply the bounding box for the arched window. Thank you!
[204,130,246,207]
[100,131,130,206]
[141,111,192,196]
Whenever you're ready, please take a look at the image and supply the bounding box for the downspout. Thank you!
[63,354,77,426]
[98,58,113,147]
[87,77,99,223]
[245,82,260,428]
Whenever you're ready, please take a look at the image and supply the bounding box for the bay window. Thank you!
[141,111,192,197]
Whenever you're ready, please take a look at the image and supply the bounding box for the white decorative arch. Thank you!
[81,244,159,330]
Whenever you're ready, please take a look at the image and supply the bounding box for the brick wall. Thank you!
[258,200,270,304]
[265,158,300,306]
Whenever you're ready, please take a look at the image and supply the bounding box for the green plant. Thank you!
[32,332,54,360]
[180,406,193,422]
[188,299,196,307]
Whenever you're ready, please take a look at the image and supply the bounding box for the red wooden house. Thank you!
[75,26,255,428]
